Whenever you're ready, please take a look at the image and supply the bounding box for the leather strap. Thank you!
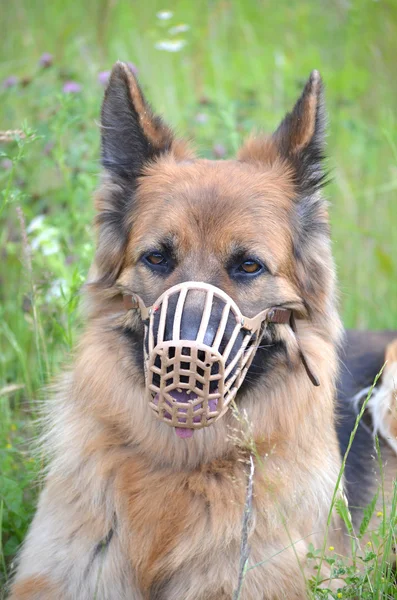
[267,308,320,386]
[267,307,291,324]
[289,313,320,387]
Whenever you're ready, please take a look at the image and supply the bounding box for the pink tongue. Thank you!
[154,390,218,439]
[175,427,194,439]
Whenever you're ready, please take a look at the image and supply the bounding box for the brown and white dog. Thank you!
[9,63,397,600]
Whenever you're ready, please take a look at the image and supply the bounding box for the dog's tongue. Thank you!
[175,426,194,439]
[155,390,218,439]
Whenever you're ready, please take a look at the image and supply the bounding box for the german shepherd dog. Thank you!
[9,63,397,599]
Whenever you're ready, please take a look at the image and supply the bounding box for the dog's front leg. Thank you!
[8,481,142,600]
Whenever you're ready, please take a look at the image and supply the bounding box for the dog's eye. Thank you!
[146,252,166,266]
[228,256,266,281]
[238,259,263,274]
[141,251,172,274]
[141,246,176,275]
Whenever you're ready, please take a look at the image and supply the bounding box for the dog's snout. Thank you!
[152,289,227,345]
[151,287,246,369]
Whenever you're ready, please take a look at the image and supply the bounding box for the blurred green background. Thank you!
[0,0,396,592]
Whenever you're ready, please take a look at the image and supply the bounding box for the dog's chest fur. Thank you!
[113,453,247,595]
[109,448,329,600]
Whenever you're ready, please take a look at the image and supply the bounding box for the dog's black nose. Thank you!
[152,289,241,351]
[151,288,244,371]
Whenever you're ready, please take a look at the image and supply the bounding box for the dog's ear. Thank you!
[239,70,326,195]
[272,70,326,194]
[100,61,174,181]
[239,72,331,307]
[274,72,332,302]
[94,62,190,286]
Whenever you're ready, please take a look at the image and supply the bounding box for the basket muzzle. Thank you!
[123,281,318,437]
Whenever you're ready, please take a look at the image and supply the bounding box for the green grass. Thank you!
[0,0,396,597]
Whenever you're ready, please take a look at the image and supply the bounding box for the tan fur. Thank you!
[9,576,60,600]
[237,135,285,166]
[10,67,350,600]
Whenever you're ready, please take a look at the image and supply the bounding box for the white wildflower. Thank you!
[30,227,60,256]
[168,24,190,34]
[156,10,173,20]
[27,214,46,233]
[155,39,186,52]
[195,113,208,124]
[45,278,67,302]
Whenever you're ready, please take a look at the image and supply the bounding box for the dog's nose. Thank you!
[151,288,244,370]
[155,289,227,346]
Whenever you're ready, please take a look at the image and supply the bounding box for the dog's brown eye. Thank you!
[146,253,165,265]
[142,250,173,275]
[240,260,262,274]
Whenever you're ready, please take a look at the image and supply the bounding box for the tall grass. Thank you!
[0,0,396,597]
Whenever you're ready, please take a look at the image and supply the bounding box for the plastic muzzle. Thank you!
[123,281,310,431]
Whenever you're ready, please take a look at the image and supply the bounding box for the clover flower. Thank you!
[213,144,226,159]
[39,53,53,68]
[62,81,82,94]
[2,76,18,89]
[98,71,111,86]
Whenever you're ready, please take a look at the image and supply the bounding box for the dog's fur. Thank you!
[9,63,397,599]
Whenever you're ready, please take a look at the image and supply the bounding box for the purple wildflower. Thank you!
[98,70,110,86]
[39,53,53,68]
[126,62,138,75]
[195,112,208,125]
[62,81,82,94]
[2,76,18,89]
[1,158,13,171]
[43,141,55,156]
[213,144,226,159]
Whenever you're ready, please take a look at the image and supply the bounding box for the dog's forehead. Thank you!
[130,158,295,258]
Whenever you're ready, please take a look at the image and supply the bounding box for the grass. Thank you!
[0,0,396,597]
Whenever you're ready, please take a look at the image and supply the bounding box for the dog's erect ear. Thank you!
[272,70,326,194]
[94,62,184,287]
[101,61,174,181]
[239,71,326,195]
[276,72,333,306]
[239,72,330,307]
[275,72,331,301]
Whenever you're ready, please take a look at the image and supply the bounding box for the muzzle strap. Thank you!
[289,313,320,387]
[254,306,320,387]
[267,307,292,325]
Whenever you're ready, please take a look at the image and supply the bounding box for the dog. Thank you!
[9,62,397,599]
